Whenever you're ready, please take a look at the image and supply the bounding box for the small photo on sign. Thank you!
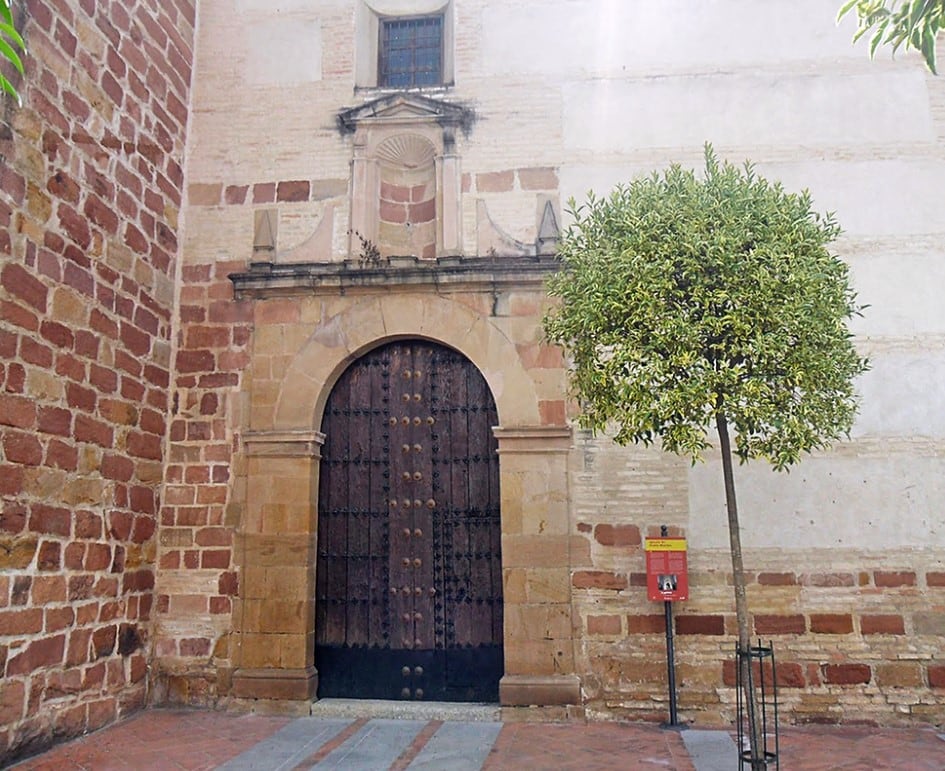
[658,574,677,592]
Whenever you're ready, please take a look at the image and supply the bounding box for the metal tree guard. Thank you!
[736,640,780,770]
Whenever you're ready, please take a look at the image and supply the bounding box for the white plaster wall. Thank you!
[562,72,934,151]
[480,0,869,75]
[688,454,945,550]
[187,0,945,554]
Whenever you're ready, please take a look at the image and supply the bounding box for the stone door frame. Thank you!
[228,257,581,708]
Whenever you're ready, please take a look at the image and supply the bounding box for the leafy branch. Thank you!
[1,0,26,104]
[839,0,944,73]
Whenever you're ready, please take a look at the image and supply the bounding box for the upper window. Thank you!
[379,16,443,88]
[355,2,453,90]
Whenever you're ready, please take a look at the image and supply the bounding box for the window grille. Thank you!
[380,16,443,87]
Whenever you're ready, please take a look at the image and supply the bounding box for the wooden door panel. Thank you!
[316,341,502,701]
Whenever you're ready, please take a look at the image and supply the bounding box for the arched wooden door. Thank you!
[315,340,503,701]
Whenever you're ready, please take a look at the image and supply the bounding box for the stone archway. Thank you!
[229,258,581,709]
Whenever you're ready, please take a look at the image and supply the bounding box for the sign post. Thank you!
[645,526,688,727]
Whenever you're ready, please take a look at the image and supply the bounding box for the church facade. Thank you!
[1,0,944,759]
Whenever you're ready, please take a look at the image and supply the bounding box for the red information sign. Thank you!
[645,538,688,602]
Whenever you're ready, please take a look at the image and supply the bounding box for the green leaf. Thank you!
[837,0,860,20]
[0,19,23,49]
[0,34,23,75]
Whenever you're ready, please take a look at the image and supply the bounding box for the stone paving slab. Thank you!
[216,717,353,771]
[681,729,739,771]
[315,718,427,770]
[407,721,503,770]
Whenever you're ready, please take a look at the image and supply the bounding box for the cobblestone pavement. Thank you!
[7,707,945,770]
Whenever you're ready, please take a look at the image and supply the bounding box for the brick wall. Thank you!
[149,257,251,705]
[570,434,945,726]
[0,0,195,760]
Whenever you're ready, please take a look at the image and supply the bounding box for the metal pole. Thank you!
[664,598,678,725]
[661,524,679,726]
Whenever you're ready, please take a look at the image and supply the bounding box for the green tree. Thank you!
[839,0,944,73]
[1,0,25,104]
[544,145,868,770]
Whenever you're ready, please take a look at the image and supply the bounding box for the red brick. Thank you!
[180,637,211,657]
[252,183,275,203]
[538,399,566,425]
[20,337,54,367]
[0,500,27,532]
[45,606,75,632]
[860,614,905,635]
[4,432,44,465]
[0,394,37,428]
[277,180,310,202]
[0,608,44,635]
[1,263,49,312]
[6,634,66,675]
[476,170,514,192]
[518,167,558,190]
[723,659,805,688]
[224,185,248,204]
[85,543,112,571]
[929,665,945,688]
[195,527,232,547]
[927,572,945,587]
[200,549,230,569]
[210,596,231,614]
[64,543,85,570]
[46,439,79,470]
[37,405,72,435]
[176,348,215,373]
[75,414,114,447]
[809,613,853,634]
[874,571,916,587]
[571,570,628,590]
[821,663,871,685]
[37,540,62,570]
[108,510,134,541]
[586,614,622,635]
[57,203,93,248]
[408,199,435,223]
[0,679,25,725]
[127,431,162,460]
[754,614,806,635]
[66,382,97,412]
[676,615,725,635]
[101,453,135,481]
[593,524,641,547]
[627,614,666,634]
[66,628,93,666]
[219,571,239,596]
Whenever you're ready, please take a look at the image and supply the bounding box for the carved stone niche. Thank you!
[338,93,474,260]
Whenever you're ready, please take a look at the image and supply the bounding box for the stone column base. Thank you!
[499,674,582,706]
[231,666,318,701]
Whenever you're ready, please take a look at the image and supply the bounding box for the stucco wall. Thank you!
[159,0,945,724]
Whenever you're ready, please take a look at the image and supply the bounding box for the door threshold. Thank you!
[309,698,501,722]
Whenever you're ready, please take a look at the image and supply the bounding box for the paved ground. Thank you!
[7,704,945,770]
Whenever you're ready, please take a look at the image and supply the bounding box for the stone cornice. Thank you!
[229,255,560,300]
[337,92,475,134]
[494,425,573,454]
[243,430,325,457]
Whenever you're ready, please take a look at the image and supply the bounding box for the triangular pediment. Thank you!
[338,93,474,132]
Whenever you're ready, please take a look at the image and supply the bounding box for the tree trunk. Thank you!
[716,412,766,770]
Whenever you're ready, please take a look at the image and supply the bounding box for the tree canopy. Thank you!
[545,145,868,770]
[839,0,944,73]
[1,0,25,103]
[544,145,867,472]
